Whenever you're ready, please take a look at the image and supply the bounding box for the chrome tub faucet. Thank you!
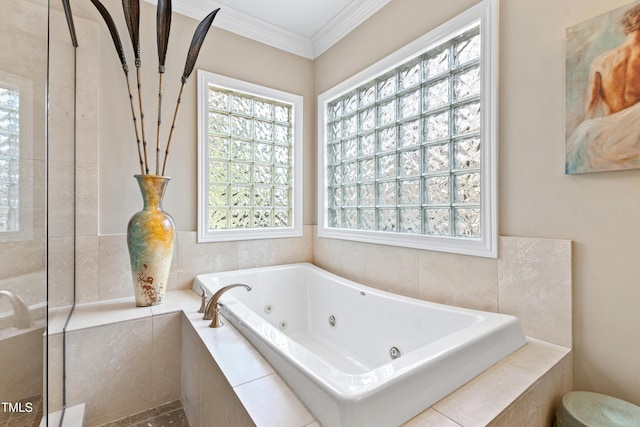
[0,290,31,329]
[203,283,252,328]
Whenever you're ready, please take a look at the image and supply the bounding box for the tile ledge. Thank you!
[423,336,570,426]
[47,290,200,335]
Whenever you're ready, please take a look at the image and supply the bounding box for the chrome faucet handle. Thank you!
[0,290,31,329]
[203,283,252,327]
[197,287,207,313]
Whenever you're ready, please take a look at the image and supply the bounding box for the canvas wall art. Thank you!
[566,1,640,174]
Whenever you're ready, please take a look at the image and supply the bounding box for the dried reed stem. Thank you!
[135,66,149,174]
[156,0,172,175]
[125,73,145,174]
[155,74,164,175]
[161,8,219,175]
[89,0,144,174]
[161,82,184,176]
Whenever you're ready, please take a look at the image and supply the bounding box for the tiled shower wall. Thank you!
[47,8,99,309]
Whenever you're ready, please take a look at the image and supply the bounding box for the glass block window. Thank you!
[197,71,303,242]
[318,0,497,257]
[0,84,19,233]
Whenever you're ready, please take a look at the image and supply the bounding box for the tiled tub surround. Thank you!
[314,235,573,348]
[47,234,571,425]
[46,293,193,426]
[46,227,312,421]
[48,290,569,426]
[193,263,527,427]
[183,307,571,427]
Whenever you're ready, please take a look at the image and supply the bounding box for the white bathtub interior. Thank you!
[194,263,527,427]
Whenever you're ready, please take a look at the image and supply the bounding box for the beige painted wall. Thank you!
[83,0,639,410]
[316,0,640,406]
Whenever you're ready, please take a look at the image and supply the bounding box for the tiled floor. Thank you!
[98,401,190,427]
[0,394,43,427]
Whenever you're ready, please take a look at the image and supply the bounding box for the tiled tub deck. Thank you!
[48,290,570,426]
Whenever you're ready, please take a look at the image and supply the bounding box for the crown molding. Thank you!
[144,0,390,59]
[144,0,314,58]
[311,0,391,58]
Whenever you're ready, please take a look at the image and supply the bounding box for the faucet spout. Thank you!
[203,283,251,328]
[0,290,31,329]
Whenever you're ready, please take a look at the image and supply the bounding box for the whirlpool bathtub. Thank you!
[193,263,526,427]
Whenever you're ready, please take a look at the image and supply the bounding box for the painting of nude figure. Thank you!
[566,1,640,174]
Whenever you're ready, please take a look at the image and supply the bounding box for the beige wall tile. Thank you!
[197,322,275,388]
[65,319,154,422]
[176,231,239,290]
[152,313,182,403]
[181,320,202,427]
[498,236,572,347]
[47,236,74,308]
[74,16,99,96]
[98,234,133,300]
[47,333,63,413]
[237,226,313,269]
[199,351,255,427]
[76,163,99,237]
[234,374,314,427]
[365,244,420,298]
[418,250,498,311]
[490,353,572,427]
[433,358,534,426]
[48,161,74,238]
[402,408,461,427]
[312,234,368,284]
[181,316,254,427]
[75,235,99,304]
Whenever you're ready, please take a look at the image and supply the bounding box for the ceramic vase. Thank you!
[127,175,175,306]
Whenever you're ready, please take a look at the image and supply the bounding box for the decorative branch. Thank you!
[161,8,220,176]
[155,0,172,175]
[89,0,144,174]
[122,0,149,174]
[121,0,140,66]
[91,0,220,177]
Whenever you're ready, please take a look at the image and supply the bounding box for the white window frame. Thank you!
[317,0,498,258]
[197,70,303,242]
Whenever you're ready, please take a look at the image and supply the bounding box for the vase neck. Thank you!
[135,175,170,210]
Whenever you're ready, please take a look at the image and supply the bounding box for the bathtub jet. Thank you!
[194,263,526,427]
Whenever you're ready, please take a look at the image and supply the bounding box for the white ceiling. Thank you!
[148,0,392,59]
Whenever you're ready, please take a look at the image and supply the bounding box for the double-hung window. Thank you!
[197,71,303,242]
[318,0,498,257]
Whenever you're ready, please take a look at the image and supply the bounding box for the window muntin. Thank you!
[0,83,19,233]
[318,0,497,257]
[197,71,303,242]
